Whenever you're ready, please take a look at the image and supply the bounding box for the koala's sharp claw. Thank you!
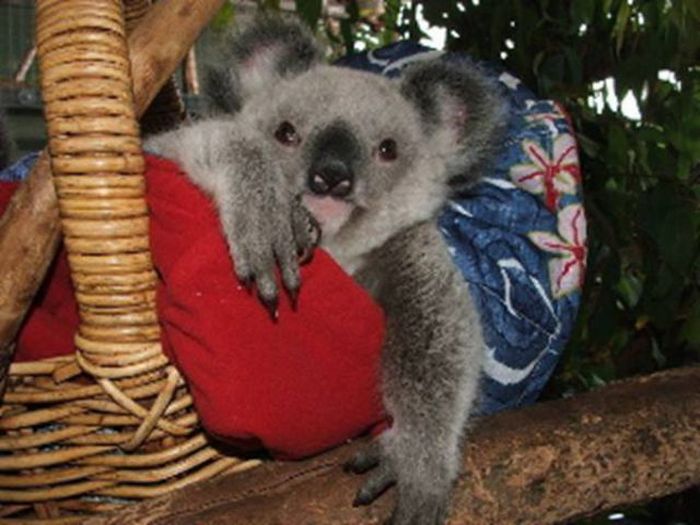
[308,216,321,246]
[353,463,396,507]
[239,275,254,292]
[298,246,314,264]
[313,229,321,247]
[288,286,299,311]
[278,251,301,300]
[352,493,370,507]
[345,444,381,473]
[260,295,279,322]
[291,198,321,263]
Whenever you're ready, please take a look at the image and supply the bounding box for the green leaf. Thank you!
[261,0,281,11]
[602,0,616,16]
[650,338,668,368]
[659,208,697,273]
[570,0,595,26]
[340,17,355,54]
[636,124,666,144]
[605,123,629,168]
[538,52,566,93]
[681,300,700,345]
[563,46,583,85]
[677,155,692,179]
[616,272,643,309]
[688,0,700,22]
[210,3,235,32]
[589,285,623,344]
[612,0,631,54]
[642,274,683,330]
[638,181,698,275]
[295,0,323,30]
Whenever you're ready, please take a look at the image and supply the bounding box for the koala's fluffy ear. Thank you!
[206,16,323,113]
[400,59,507,185]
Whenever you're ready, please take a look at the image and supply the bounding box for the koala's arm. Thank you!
[351,221,483,525]
[145,122,318,314]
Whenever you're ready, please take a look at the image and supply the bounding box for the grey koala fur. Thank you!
[146,16,506,525]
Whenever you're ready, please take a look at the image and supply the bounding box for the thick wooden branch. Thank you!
[88,367,700,524]
[0,0,223,384]
[0,153,59,396]
[128,0,223,114]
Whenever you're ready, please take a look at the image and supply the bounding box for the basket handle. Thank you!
[37,0,163,380]
[33,0,226,449]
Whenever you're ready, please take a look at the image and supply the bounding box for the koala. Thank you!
[146,17,506,525]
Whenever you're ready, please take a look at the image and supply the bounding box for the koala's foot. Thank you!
[346,442,396,506]
[346,440,451,525]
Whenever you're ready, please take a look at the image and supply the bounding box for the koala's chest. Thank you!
[320,238,363,274]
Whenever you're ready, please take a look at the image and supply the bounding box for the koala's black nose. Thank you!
[308,160,354,198]
[308,121,360,199]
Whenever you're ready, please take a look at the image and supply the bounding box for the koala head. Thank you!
[208,17,506,264]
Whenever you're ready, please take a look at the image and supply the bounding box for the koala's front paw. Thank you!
[226,193,320,319]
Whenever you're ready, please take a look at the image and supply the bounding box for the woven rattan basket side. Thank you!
[0,1,257,521]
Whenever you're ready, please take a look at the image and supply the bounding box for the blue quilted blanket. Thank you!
[338,43,586,415]
[2,43,586,417]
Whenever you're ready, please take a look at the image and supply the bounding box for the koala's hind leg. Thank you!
[348,221,483,525]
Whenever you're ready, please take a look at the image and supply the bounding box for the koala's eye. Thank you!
[274,121,300,146]
[378,138,398,162]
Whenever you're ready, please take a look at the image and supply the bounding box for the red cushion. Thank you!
[4,155,386,458]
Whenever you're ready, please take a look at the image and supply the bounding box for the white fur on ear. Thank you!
[237,46,285,100]
[431,85,472,147]
[400,58,508,184]
[205,17,322,113]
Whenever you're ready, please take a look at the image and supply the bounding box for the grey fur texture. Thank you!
[146,16,506,524]
[206,16,324,114]
[146,117,320,314]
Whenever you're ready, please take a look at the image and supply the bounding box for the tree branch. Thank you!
[0,153,58,397]
[87,366,700,524]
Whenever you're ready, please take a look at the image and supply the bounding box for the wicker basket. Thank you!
[0,1,258,521]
